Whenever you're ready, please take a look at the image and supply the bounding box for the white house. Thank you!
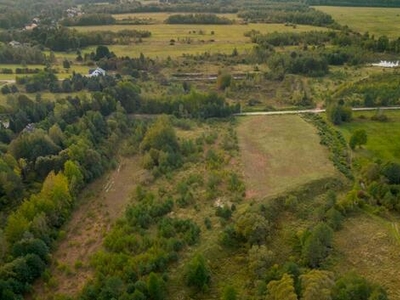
[88,67,106,77]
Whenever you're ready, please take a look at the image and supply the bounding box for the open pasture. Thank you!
[338,110,400,163]
[315,6,400,38]
[72,23,329,58]
[237,115,337,199]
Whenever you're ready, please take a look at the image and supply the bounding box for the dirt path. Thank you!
[235,106,400,116]
[31,156,150,299]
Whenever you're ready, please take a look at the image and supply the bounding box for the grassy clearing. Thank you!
[332,213,400,300]
[338,110,400,163]
[315,6,400,38]
[237,115,337,199]
[72,23,328,58]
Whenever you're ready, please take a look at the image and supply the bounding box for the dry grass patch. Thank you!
[237,115,337,199]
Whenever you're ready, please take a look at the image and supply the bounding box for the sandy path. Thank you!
[31,156,149,299]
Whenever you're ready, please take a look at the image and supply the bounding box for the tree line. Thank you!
[165,13,233,25]
[237,2,335,27]
[307,0,400,7]
[0,26,151,52]
[60,13,116,26]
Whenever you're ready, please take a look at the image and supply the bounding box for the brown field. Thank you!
[333,213,400,299]
[236,115,337,199]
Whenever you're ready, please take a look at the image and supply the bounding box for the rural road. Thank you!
[235,106,400,116]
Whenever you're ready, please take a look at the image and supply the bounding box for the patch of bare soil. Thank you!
[31,156,150,299]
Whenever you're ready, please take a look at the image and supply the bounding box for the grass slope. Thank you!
[237,115,337,199]
[315,6,400,38]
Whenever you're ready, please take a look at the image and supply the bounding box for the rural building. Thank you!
[371,60,399,68]
[88,67,106,77]
[9,41,21,47]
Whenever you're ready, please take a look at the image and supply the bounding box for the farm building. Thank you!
[88,67,106,77]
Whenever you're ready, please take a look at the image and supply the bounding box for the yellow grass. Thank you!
[237,115,337,199]
[314,6,400,38]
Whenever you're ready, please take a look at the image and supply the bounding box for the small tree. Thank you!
[349,129,367,150]
[301,222,333,268]
[221,285,237,300]
[185,254,211,292]
[147,272,164,300]
[62,59,71,69]
[267,273,297,300]
[216,73,232,90]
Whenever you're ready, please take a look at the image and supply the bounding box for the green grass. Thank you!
[71,23,329,58]
[314,6,400,38]
[237,115,337,199]
[338,110,400,163]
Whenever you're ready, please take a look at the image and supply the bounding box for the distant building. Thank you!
[0,115,10,129]
[88,67,106,77]
[66,7,83,18]
[372,60,399,68]
[24,23,38,30]
[9,41,21,47]
[23,123,35,133]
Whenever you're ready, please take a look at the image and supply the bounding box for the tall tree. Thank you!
[267,273,298,300]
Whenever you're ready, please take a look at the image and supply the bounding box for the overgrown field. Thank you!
[72,21,328,58]
[330,109,400,299]
[332,213,400,300]
[315,6,400,38]
[237,115,338,198]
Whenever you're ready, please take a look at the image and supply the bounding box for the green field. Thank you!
[315,6,400,38]
[338,110,400,163]
[237,115,337,199]
[72,22,328,58]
